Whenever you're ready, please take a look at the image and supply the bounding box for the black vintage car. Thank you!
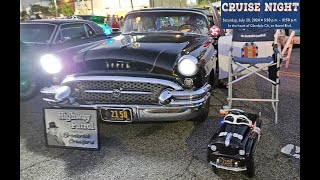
[207,109,262,177]
[40,8,219,124]
[20,19,112,100]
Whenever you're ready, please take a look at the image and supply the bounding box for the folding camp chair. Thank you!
[227,29,281,123]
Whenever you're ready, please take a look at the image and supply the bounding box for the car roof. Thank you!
[77,15,106,18]
[191,8,213,16]
[127,8,208,16]
[21,19,93,25]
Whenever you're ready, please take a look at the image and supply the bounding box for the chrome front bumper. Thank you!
[210,161,247,172]
[40,76,211,122]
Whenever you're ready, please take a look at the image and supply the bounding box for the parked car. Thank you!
[40,8,219,124]
[20,19,112,100]
[207,109,262,178]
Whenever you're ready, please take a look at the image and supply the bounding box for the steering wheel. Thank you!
[178,24,202,34]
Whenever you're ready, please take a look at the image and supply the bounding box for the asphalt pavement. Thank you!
[20,48,300,180]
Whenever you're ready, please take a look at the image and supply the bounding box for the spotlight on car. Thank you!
[177,55,198,76]
[40,54,62,74]
[239,150,245,155]
[216,158,220,164]
[184,78,193,86]
[210,145,217,151]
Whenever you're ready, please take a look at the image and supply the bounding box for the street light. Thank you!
[53,0,58,17]
[90,0,94,15]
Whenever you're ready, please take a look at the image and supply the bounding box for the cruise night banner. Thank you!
[221,0,300,29]
[44,108,99,150]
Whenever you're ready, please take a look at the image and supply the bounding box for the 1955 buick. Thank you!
[41,8,219,124]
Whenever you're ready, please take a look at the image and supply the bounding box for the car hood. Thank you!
[82,34,205,75]
[212,124,251,149]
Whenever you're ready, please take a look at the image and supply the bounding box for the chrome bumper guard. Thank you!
[40,77,211,122]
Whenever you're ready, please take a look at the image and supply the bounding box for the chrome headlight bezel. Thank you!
[40,54,62,74]
[177,55,199,76]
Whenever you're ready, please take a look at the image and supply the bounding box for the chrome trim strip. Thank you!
[42,98,58,102]
[210,161,247,172]
[83,89,153,95]
[52,104,201,109]
[40,85,61,94]
[83,90,113,94]
[61,76,183,90]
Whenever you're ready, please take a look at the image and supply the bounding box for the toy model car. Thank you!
[207,109,262,177]
[40,8,219,124]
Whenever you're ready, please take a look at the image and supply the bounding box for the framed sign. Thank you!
[43,108,99,150]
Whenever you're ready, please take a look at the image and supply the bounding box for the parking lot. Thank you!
[20,48,300,180]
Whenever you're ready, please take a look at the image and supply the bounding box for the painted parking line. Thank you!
[279,71,300,78]
[279,71,300,75]
[281,144,300,159]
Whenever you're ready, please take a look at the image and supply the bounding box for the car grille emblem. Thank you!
[106,61,130,69]
[112,88,123,97]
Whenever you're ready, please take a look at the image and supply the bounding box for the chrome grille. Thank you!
[67,81,168,105]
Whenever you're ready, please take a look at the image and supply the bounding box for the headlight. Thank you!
[40,54,62,74]
[239,150,245,155]
[210,145,217,151]
[177,55,198,76]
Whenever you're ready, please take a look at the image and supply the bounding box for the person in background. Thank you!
[112,17,120,31]
[105,14,112,26]
[118,16,124,30]
[36,13,42,19]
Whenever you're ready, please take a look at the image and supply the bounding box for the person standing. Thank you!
[118,16,124,30]
[112,17,120,31]
[105,14,112,26]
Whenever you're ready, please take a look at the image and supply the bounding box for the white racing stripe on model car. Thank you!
[219,132,243,140]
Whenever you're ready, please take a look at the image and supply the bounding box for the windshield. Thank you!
[123,11,209,35]
[20,23,56,44]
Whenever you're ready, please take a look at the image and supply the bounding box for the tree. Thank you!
[60,3,74,16]
[49,0,61,17]
[20,10,28,17]
[29,4,51,15]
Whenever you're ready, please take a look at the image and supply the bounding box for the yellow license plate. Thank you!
[221,158,234,167]
[100,108,132,122]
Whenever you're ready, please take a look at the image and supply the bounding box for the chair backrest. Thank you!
[231,29,275,59]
